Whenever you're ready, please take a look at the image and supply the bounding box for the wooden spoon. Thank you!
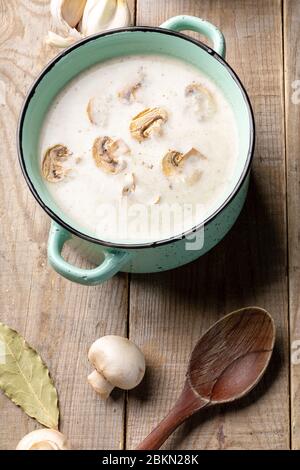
[136,307,275,450]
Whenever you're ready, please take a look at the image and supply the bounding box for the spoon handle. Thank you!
[136,383,207,450]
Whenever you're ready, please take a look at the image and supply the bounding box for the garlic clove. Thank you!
[108,0,131,30]
[81,0,117,35]
[51,0,87,29]
[45,31,77,48]
[61,0,87,28]
[48,0,84,48]
[81,0,131,35]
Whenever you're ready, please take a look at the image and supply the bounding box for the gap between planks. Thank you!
[280,0,291,452]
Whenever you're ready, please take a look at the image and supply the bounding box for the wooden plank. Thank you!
[127,0,289,450]
[0,0,135,450]
[284,0,300,451]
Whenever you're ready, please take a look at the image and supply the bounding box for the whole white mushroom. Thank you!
[88,335,146,399]
[16,429,69,450]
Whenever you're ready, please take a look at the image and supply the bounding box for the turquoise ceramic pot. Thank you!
[18,16,254,285]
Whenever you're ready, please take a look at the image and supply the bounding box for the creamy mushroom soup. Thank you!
[39,54,238,243]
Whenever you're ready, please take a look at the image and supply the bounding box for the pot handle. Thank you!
[48,222,131,286]
[160,15,226,58]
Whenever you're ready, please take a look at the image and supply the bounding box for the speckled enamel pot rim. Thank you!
[17,26,255,250]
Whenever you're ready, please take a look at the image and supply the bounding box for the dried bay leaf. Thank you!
[0,322,59,429]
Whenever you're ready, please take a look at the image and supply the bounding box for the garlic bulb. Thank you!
[46,0,131,48]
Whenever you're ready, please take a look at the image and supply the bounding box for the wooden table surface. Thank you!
[0,0,299,450]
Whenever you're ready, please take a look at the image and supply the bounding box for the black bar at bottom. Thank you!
[0,449,299,466]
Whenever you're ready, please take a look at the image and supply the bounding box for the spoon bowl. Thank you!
[136,307,275,450]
